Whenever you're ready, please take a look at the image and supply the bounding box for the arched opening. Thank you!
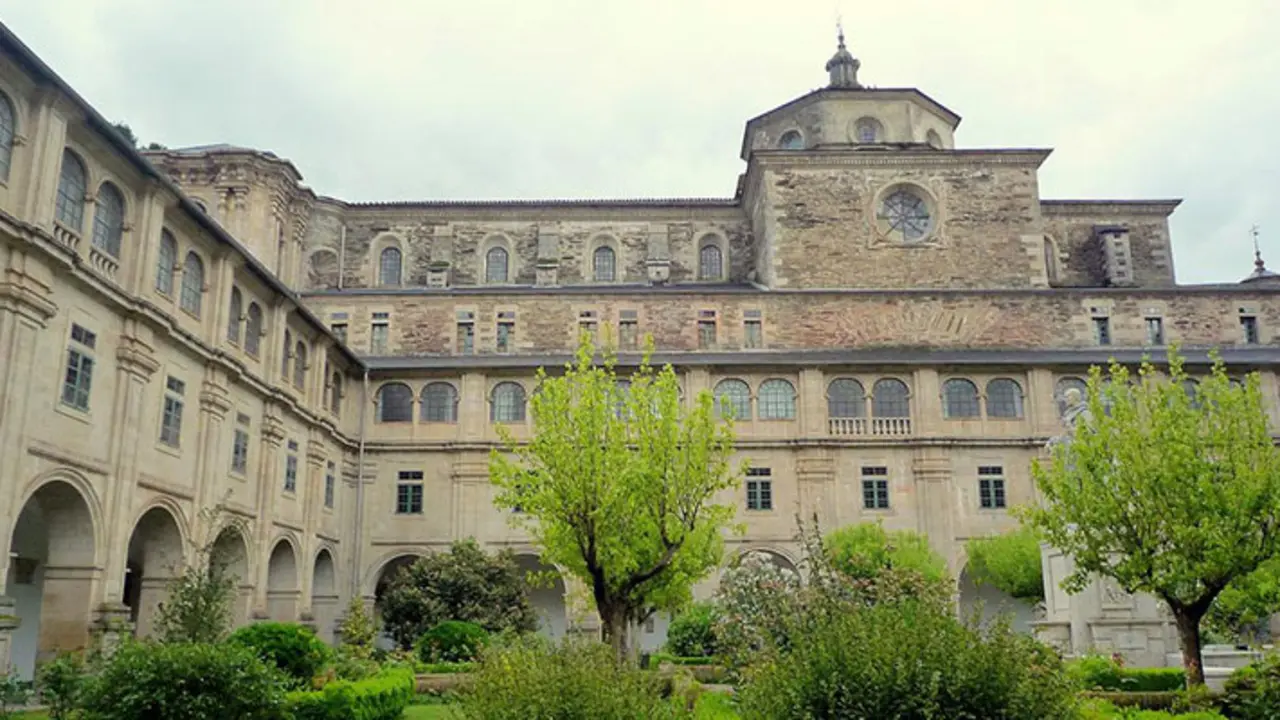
[957,563,1037,634]
[372,554,421,650]
[737,548,800,576]
[122,506,184,639]
[310,549,339,644]
[515,554,567,641]
[5,480,98,680]
[266,539,299,622]
[211,526,251,628]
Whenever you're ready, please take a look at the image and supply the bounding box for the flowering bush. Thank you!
[664,602,719,658]
[712,552,802,668]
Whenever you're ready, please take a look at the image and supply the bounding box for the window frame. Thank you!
[591,243,617,283]
[155,230,177,296]
[713,378,751,421]
[420,381,459,423]
[757,378,797,420]
[941,378,981,419]
[55,148,87,232]
[244,302,263,357]
[378,245,403,287]
[978,465,1007,509]
[984,378,1024,419]
[60,323,96,412]
[158,375,186,448]
[697,236,724,281]
[90,181,126,258]
[745,467,773,511]
[490,381,527,424]
[0,90,15,182]
[871,378,910,419]
[484,245,510,285]
[861,466,890,510]
[375,382,414,423]
[179,251,205,317]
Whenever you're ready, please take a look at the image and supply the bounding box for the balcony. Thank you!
[52,222,80,252]
[827,416,912,437]
[88,246,119,280]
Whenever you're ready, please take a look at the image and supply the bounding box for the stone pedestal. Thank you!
[0,595,18,674]
[91,602,134,658]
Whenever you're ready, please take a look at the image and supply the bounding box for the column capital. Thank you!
[199,382,233,418]
[117,336,161,379]
[261,415,287,446]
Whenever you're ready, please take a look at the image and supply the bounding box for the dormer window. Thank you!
[854,117,883,144]
[778,130,804,150]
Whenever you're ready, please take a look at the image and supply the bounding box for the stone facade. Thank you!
[1,24,1277,677]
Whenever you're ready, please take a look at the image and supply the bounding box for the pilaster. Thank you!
[535,224,560,286]
[795,449,836,527]
[459,372,487,438]
[645,223,671,284]
[251,409,287,613]
[911,447,954,561]
[911,368,942,436]
[19,88,68,227]
[797,368,826,437]
[194,369,233,512]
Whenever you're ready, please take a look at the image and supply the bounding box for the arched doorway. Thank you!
[371,554,421,650]
[958,564,1037,634]
[515,554,567,641]
[210,526,251,628]
[122,506,185,639]
[266,539,299,622]
[311,549,339,644]
[5,480,98,680]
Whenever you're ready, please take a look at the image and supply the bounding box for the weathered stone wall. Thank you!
[1042,202,1177,288]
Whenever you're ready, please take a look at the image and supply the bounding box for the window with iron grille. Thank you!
[456,310,475,355]
[491,382,527,423]
[826,378,866,418]
[396,471,424,514]
[159,376,185,447]
[370,312,390,354]
[861,466,889,510]
[1145,317,1164,345]
[713,379,751,420]
[746,467,773,511]
[284,440,298,493]
[61,324,96,412]
[978,465,1006,509]
[155,230,177,295]
[1241,314,1260,345]
[496,311,515,353]
[324,460,336,509]
[421,382,458,423]
[697,310,716,349]
[757,379,796,420]
[1092,316,1111,346]
[592,245,616,282]
[698,242,722,280]
[619,310,638,350]
[743,309,763,349]
[984,378,1024,419]
[942,378,980,419]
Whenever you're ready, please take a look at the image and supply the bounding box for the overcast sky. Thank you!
[2,1,1276,284]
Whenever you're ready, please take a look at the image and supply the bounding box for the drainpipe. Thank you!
[351,367,368,599]
[337,224,347,290]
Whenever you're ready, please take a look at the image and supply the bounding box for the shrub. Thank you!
[415,620,489,663]
[228,622,333,687]
[1221,651,1280,720]
[1077,697,1225,719]
[735,600,1077,720]
[965,526,1045,602]
[824,523,948,584]
[78,641,288,720]
[457,635,694,719]
[337,597,378,661]
[1068,654,1185,692]
[665,602,718,658]
[0,674,32,719]
[286,666,415,720]
[37,650,88,719]
[712,552,802,669]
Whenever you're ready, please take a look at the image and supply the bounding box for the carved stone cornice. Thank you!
[198,381,233,418]
[116,336,161,380]
[305,439,328,467]
[260,414,287,447]
[0,278,57,325]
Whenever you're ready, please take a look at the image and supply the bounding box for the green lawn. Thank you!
[404,704,458,719]
[401,692,739,719]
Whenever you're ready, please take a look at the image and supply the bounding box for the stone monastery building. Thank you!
[1,23,1278,679]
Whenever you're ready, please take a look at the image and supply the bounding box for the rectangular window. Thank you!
[455,310,475,355]
[159,376,186,447]
[331,322,348,344]
[396,470,425,514]
[618,310,638,350]
[324,460,336,509]
[743,309,763,349]
[1092,316,1111,346]
[861,466,890,510]
[61,324,96,411]
[1241,314,1260,345]
[578,310,598,341]
[231,413,251,475]
[978,465,1007,509]
[370,312,389,355]
[496,311,515,354]
[284,440,298,493]
[746,467,773,511]
[697,310,716,349]
[1145,317,1164,345]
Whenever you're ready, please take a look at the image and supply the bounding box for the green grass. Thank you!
[399,691,740,719]
[403,703,460,719]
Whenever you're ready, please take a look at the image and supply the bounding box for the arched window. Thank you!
[376,383,413,423]
[227,287,242,344]
[985,378,1024,419]
[282,330,293,378]
[872,378,910,418]
[485,246,509,284]
[942,378,980,419]
[1043,237,1058,284]
[698,241,723,281]
[0,92,14,181]
[713,379,751,420]
[827,378,866,418]
[490,382,526,423]
[378,246,402,287]
[421,382,459,423]
[155,230,176,295]
[592,245,616,282]
[179,251,204,316]
[1055,377,1088,417]
[293,340,307,389]
[778,130,804,150]
[55,148,87,231]
[758,379,797,420]
[854,117,883,143]
[91,182,125,257]
[329,369,342,414]
[244,303,263,357]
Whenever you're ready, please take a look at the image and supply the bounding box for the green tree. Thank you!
[1206,555,1280,644]
[377,538,537,648]
[155,506,246,644]
[1024,351,1280,686]
[490,337,740,661]
[824,522,948,584]
[965,525,1046,603]
[111,122,138,147]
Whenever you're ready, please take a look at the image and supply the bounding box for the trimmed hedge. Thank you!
[1069,655,1185,692]
[1078,697,1225,719]
[646,653,717,669]
[415,621,488,663]
[287,667,415,720]
[228,622,333,687]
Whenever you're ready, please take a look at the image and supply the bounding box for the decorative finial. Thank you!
[1253,224,1264,270]
[825,23,862,89]
[1242,224,1280,284]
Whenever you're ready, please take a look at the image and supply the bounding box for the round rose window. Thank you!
[877,188,933,242]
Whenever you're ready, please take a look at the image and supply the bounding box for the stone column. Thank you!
[38,565,101,662]
[251,411,286,618]
[911,448,954,560]
[0,597,18,674]
[195,370,233,513]
[911,368,942,437]
[795,450,835,528]
[797,368,826,438]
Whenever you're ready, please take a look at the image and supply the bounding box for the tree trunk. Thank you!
[600,602,630,664]
[1173,607,1206,687]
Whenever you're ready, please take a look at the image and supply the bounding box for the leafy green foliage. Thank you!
[1221,651,1280,720]
[1077,697,1225,719]
[965,525,1045,602]
[1206,555,1280,643]
[228,622,333,687]
[78,641,288,720]
[1024,351,1280,685]
[37,650,89,719]
[712,551,802,670]
[734,600,1077,720]
[286,667,415,720]
[825,522,948,584]
[336,596,378,667]
[490,336,740,659]
[156,508,249,644]
[415,621,489,663]
[665,602,719,657]
[378,539,536,649]
[457,636,695,719]
[1067,654,1185,692]
[0,674,32,719]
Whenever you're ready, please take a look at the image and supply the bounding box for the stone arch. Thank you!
[6,477,101,680]
[370,233,404,287]
[306,248,339,289]
[734,546,801,575]
[587,234,620,283]
[956,560,1037,634]
[123,503,187,638]
[367,552,423,599]
[695,232,726,281]
[266,537,300,622]
[481,234,513,284]
[310,547,340,643]
[513,552,568,640]
[211,524,253,628]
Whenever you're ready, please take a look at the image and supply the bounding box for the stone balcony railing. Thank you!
[53,221,80,252]
[827,416,912,436]
[88,245,119,280]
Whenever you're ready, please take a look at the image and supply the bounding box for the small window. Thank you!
[854,117,883,144]
[985,378,1024,419]
[713,379,751,421]
[378,246,402,287]
[293,341,307,389]
[592,245,616,282]
[778,130,804,150]
[155,230,177,296]
[1145,317,1165,346]
[0,91,15,181]
[618,310,638,350]
[180,252,204,316]
[159,375,185,448]
[697,310,716,349]
[872,379,910,418]
[978,466,1006,509]
[281,330,293,379]
[376,383,414,423]
[698,242,723,281]
[331,322,348,344]
[91,182,125,258]
[491,382,527,423]
[231,414,250,475]
[370,315,390,355]
[746,467,773,510]
[55,148,87,231]
[227,288,243,344]
[1092,316,1111,346]
[577,310,599,342]
[1043,237,1059,284]
[324,461,336,509]
[1241,314,1260,345]
[396,472,424,514]
[827,378,866,418]
[496,311,515,354]
[244,303,263,356]
[485,246,509,284]
[757,379,796,420]
[457,310,475,355]
[743,309,763,349]
[942,379,980,419]
[61,323,96,412]
[421,382,458,423]
[330,370,343,415]
[284,446,298,493]
[861,466,890,510]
